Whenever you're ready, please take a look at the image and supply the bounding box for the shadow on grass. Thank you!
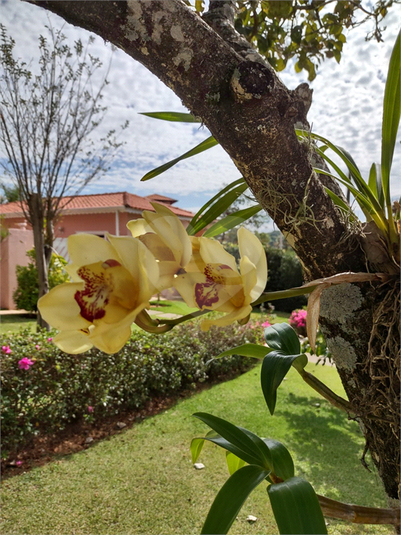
[274,393,383,504]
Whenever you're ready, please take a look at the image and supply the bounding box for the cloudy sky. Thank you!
[1,0,400,219]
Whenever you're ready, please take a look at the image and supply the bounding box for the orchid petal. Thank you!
[126,218,153,237]
[200,305,253,331]
[199,237,238,272]
[239,256,258,303]
[107,235,159,299]
[174,271,237,313]
[68,234,121,266]
[238,227,267,299]
[89,322,133,354]
[139,233,176,262]
[38,283,90,330]
[143,203,192,267]
[53,330,93,354]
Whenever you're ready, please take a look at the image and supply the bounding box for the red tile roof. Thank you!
[0,192,194,219]
[146,194,177,204]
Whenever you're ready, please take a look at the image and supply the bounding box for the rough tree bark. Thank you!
[24,0,400,506]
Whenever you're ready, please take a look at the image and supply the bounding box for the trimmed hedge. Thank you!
[1,319,262,454]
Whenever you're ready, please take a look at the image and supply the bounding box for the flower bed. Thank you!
[1,319,262,455]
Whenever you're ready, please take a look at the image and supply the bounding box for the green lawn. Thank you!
[149,299,199,316]
[0,301,195,336]
[0,303,290,336]
[1,364,392,535]
[0,314,37,334]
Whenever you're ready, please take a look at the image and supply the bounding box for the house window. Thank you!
[76,231,107,239]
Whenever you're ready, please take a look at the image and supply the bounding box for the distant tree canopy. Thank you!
[0,24,126,327]
[196,0,398,80]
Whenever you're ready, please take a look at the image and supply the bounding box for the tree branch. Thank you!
[24,0,360,279]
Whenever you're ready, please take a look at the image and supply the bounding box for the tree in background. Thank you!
[215,0,395,80]
[23,0,400,522]
[13,249,69,313]
[0,182,21,204]
[0,24,127,328]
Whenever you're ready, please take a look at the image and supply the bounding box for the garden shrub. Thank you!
[1,319,262,454]
[264,249,306,312]
[13,249,69,312]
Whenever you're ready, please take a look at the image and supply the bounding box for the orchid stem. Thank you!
[156,308,209,326]
[251,286,317,307]
[297,367,353,414]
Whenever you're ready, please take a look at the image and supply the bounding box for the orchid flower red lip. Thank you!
[38,233,159,354]
[174,227,268,331]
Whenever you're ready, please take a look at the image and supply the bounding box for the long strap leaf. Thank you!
[187,178,247,235]
[140,111,201,123]
[201,465,270,535]
[381,29,400,206]
[140,136,218,181]
[193,412,272,469]
[202,204,263,238]
[268,477,327,535]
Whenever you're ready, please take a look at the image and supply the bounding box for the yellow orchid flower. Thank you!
[174,227,267,331]
[38,234,159,354]
[127,202,192,290]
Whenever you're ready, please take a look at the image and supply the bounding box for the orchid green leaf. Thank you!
[263,439,294,481]
[187,179,248,235]
[261,350,307,415]
[324,187,357,222]
[141,136,218,181]
[226,451,247,475]
[216,343,274,360]
[368,163,384,208]
[381,30,400,207]
[268,477,327,534]
[140,111,201,123]
[202,204,263,238]
[193,412,272,469]
[201,465,270,534]
[264,323,301,355]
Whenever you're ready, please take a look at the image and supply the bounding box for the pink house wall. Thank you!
[54,211,141,239]
[1,228,34,310]
[1,208,191,309]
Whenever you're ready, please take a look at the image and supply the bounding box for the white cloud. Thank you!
[1,0,400,212]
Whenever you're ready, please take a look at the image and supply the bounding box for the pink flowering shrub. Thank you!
[2,345,12,354]
[18,357,35,370]
[2,321,261,453]
[289,309,307,336]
